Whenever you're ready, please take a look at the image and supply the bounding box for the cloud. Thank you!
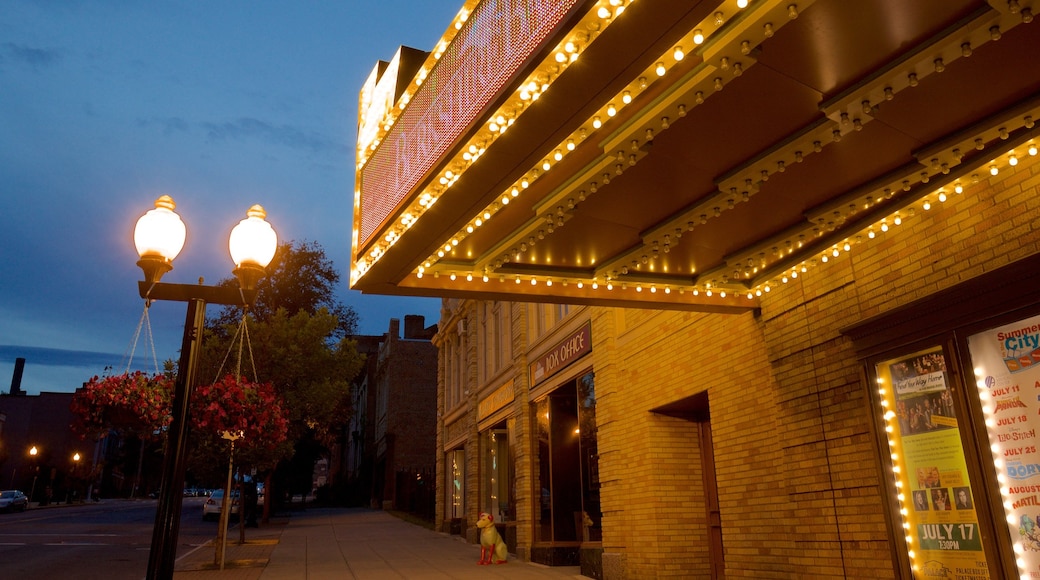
[137,116,190,136]
[0,344,122,370]
[1,43,62,70]
[201,117,347,156]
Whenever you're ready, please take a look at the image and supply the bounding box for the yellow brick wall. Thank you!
[594,158,1040,578]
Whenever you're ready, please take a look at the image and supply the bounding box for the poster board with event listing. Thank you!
[875,346,991,579]
[968,313,1040,580]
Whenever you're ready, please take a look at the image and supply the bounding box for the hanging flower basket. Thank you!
[190,374,289,452]
[71,371,173,439]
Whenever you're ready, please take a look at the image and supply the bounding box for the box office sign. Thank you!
[529,322,591,387]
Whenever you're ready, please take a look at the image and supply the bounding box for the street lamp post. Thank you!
[69,452,81,503]
[134,196,277,580]
[215,430,243,570]
[28,446,38,509]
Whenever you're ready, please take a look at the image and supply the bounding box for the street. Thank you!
[0,497,227,579]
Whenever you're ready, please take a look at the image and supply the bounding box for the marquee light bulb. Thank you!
[693,29,704,44]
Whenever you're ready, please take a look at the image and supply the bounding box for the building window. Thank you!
[445,333,465,411]
[448,448,465,519]
[476,302,512,386]
[553,303,572,324]
[481,425,512,522]
[496,303,511,370]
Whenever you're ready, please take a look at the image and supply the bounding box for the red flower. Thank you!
[70,372,173,439]
[190,375,288,452]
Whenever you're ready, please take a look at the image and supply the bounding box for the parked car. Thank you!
[0,490,28,513]
[202,489,240,521]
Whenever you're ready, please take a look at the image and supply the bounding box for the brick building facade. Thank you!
[434,156,1040,578]
[352,1,1040,577]
[343,315,438,513]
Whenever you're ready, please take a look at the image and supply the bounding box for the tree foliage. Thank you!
[210,240,358,340]
[192,239,364,494]
[198,308,362,450]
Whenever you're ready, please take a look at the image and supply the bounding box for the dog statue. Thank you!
[477,512,508,565]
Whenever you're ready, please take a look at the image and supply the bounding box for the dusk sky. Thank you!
[1,1,462,394]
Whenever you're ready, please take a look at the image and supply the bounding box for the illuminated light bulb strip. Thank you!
[721,109,1040,290]
[411,0,636,273]
[698,13,1038,287]
[820,6,1033,145]
[412,266,754,302]
[412,2,807,288]
[415,0,771,281]
[447,0,789,283]
[740,138,1039,299]
[975,366,1027,574]
[875,375,920,572]
[591,0,811,281]
[701,18,1040,288]
[421,0,742,276]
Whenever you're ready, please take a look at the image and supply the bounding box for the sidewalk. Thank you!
[174,508,585,579]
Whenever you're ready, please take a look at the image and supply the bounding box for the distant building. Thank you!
[341,315,438,515]
[0,358,94,503]
[0,357,156,503]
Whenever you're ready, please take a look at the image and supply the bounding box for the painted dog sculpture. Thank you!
[477,512,508,565]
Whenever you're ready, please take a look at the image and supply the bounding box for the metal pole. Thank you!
[146,298,206,580]
[215,440,235,570]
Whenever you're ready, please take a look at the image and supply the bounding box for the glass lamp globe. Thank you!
[134,195,186,283]
[229,204,277,290]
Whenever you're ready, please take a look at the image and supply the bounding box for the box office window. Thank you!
[534,371,601,543]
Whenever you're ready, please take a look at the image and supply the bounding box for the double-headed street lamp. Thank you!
[133,195,277,580]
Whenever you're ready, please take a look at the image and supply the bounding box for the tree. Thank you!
[195,239,365,507]
[210,240,358,341]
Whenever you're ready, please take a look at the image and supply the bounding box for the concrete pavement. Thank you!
[174,508,585,579]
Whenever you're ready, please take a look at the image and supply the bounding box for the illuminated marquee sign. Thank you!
[356,0,582,249]
[358,56,397,156]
